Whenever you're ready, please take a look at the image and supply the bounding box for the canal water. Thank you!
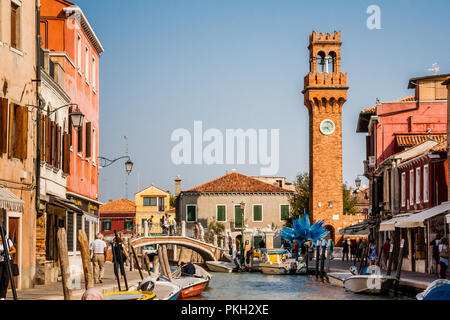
[188,272,411,300]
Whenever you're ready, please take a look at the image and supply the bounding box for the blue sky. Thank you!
[73,0,450,202]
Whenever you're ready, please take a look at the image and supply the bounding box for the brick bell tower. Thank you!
[302,31,348,242]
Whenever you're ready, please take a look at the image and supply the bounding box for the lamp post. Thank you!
[239,200,245,265]
[98,156,134,175]
[26,102,84,213]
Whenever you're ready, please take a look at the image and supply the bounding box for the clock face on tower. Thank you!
[319,119,335,135]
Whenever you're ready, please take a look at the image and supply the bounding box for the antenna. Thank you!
[124,136,129,199]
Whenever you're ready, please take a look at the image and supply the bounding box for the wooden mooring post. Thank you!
[131,245,144,280]
[320,240,326,281]
[57,228,72,300]
[393,239,405,296]
[315,240,320,279]
[77,230,94,289]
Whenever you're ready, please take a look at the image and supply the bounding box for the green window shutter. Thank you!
[187,205,197,222]
[235,206,243,228]
[125,220,133,230]
[217,205,226,222]
[281,205,289,221]
[253,205,262,221]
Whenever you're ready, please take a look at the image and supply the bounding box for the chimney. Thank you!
[175,176,181,197]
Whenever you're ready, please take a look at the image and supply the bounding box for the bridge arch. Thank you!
[130,236,222,261]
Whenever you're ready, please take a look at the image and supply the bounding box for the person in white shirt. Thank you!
[89,233,107,284]
[197,223,204,242]
[0,236,16,300]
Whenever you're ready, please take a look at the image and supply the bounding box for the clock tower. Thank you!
[302,31,348,242]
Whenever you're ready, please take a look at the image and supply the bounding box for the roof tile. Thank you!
[100,199,136,213]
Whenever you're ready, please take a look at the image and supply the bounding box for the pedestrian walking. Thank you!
[430,234,442,276]
[0,235,16,300]
[350,240,357,261]
[342,238,349,262]
[368,239,377,266]
[193,223,199,240]
[159,216,165,234]
[89,233,107,284]
[163,214,170,236]
[147,216,154,234]
[227,233,233,255]
[292,240,300,261]
[438,237,449,279]
[197,222,204,241]
[168,215,176,236]
[382,238,391,268]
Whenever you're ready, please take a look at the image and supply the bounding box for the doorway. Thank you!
[8,215,20,289]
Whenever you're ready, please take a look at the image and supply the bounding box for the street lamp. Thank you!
[239,200,245,265]
[98,156,134,175]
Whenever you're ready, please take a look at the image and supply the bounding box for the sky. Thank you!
[73,0,450,202]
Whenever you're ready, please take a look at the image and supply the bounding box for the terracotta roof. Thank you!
[395,133,447,148]
[100,199,136,213]
[431,141,447,152]
[184,172,293,193]
[360,96,416,115]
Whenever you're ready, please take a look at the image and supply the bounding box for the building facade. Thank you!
[135,185,175,235]
[176,171,293,249]
[302,31,348,243]
[0,0,38,290]
[99,199,136,241]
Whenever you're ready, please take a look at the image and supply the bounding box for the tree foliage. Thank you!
[204,218,226,245]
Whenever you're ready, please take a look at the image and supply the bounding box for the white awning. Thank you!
[379,214,410,231]
[0,187,24,212]
[84,212,98,224]
[397,201,450,228]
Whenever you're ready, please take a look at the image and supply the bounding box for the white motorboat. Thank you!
[344,274,395,295]
[130,276,181,300]
[327,272,353,287]
[416,279,450,300]
[205,260,236,273]
[259,249,306,275]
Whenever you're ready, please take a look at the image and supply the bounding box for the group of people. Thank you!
[146,214,177,236]
[431,234,449,280]
[341,238,376,264]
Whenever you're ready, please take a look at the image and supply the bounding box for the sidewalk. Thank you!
[6,262,145,300]
[327,258,438,291]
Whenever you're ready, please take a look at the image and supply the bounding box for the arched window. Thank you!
[317,51,326,73]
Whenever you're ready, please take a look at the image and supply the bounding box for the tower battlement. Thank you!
[310,31,341,43]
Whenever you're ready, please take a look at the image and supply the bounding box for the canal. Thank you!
[188,272,412,300]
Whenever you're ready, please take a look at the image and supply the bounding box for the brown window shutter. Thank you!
[57,125,61,169]
[85,122,92,158]
[0,98,8,154]
[11,5,17,49]
[8,103,14,158]
[63,132,70,174]
[13,106,28,160]
[45,116,51,163]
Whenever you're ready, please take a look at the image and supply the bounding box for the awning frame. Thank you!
[0,187,24,212]
[396,201,450,228]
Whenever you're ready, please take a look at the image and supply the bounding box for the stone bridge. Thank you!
[130,236,223,261]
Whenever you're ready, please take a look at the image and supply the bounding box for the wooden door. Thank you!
[8,217,19,288]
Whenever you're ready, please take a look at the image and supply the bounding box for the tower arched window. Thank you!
[317,51,326,73]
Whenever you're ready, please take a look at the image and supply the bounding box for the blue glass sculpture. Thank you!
[281,213,329,245]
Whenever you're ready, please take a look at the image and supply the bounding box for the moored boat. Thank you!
[416,279,450,300]
[343,274,395,295]
[327,272,353,287]
[130,277,181,300]
[205,260,236,273]
[103,291,156,300]
[162,276,209,299]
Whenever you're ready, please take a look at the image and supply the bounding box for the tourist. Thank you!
[246,247,254,266]
[438,237,449,279]
[180,262,196,276]
[115,236,129,267]
[350,240,357,261]
[329,239,335,259]
[368,239,377,266]
[163,214,170,236]
[227,233,233,255]
[147,216,154,234]
[0,235,16,300]
[292,240,300,261]
[193,223,199,240]
[382,238,391,268]
[168,215,176,236]
[160,216,165,234]
[283,240,291,252]
[89,233,107,284]
[430,234,441,276]
[198,222,204,241]
[342,238,349,262]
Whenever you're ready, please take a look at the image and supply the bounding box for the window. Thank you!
[92,127,96,164]
[409,170,414,206]
[423,165,429,203]
[102,220,111,231]
[253,205,263,222]
[10,1,20,50]
[124,220,133,230]
[67,212,74,251]
[158,197,165,211]
[92,56,96,89]
[217,205,226,222]
[77,34,82,72]
[416,167,421,204]
[401,172,406,207]
[143,197,157,206]
[8,103,28,159]
[234,205,244,228]
[85,122,92,158]
[280,205,289,221]
[85,46,89,82]
[77,124,83,153]
[187,205,197,222]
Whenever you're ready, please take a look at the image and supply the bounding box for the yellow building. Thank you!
[135,185,175,235]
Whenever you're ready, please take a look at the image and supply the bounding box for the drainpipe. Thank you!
[35,0,42,214]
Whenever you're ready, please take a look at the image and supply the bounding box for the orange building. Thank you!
[40,0,103,266]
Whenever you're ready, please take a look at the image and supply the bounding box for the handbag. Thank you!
[11,263,19,276]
